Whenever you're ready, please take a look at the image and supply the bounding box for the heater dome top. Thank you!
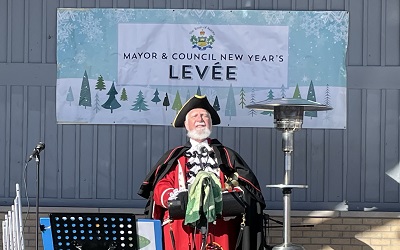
[246,98,332,111]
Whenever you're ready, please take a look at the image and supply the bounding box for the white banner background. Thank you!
[118,24,289,88]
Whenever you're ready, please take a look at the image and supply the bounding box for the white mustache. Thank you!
[195,122,206,126]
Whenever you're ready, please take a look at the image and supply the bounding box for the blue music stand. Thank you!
[41,217,162,250]
[49,213,138,250]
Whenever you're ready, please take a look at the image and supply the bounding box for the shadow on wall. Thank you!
[263,213,394,250]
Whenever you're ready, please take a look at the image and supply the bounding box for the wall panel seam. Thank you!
[381,0,386,65]
[22,85,28,189]
[41,86,45,190]
[379,89,385,202]
[7,0,11,62]
[24,0,28,63]
[324,131,329,201]
[342,125,348,204]
[75,125,80,198]
[57,125,62,199]
[111,125,116,199]
[362,0,367,66]
[42,0,47,63]
[93,125,98,198]
[127,125,133,199]
[5,86,11,195]
[360,89,366,202]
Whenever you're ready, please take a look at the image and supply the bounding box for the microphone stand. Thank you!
[34,153,41,250]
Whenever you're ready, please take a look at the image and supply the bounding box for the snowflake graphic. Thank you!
[74,50,87,64]
[300,14,325,37]
[261,11,286,25]
[327,21,349,43]
[218,11,239,22]
[300,12,348,43]
[104,9,137,24]
[189,9,216,19]
[78,11,103,43]
[57,10,80,49]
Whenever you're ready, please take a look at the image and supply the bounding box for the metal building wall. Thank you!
[0,0,399,211]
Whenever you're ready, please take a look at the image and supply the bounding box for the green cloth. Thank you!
[184,171,222,225]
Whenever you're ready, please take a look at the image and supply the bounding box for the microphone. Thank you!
[27,142,45,162]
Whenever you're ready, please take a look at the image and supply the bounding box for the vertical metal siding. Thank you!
[346,89,363,203]
[366,0,381,66]
[348,0,363,66]
[383,90,399,203]
[385,0,400,65]
[364,90,381,201]
[0,86,7,197]
[0,0,399,211]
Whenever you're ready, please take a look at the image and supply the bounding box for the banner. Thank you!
[56,9,349,128]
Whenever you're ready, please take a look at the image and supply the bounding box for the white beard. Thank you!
[187,127,212,141]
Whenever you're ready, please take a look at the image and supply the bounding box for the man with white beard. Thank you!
[138,95,266,250]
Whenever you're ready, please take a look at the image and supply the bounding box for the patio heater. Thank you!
[246,98,332,250]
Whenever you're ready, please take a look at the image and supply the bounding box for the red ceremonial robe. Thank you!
[153,155,240,250]
[138,139,266,250]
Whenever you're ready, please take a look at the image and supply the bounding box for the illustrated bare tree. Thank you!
[280,84,287,98]
[94,92,101,113]
[239,88,246,108]
[248,88,257,117]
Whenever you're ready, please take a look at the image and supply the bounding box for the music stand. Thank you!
[49,213,138,250]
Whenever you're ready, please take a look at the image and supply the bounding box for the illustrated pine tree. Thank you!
[324,84,331,107]
[79,70,92,108]
[95,75,106,91]
[248,88,257,117]
[131,90,149,112]
[196,86,202,96]
[163,93,170,110]
[151,88,161,104]
[293,84,302,99]
[305,80,317,118]
[94,92,101,113]
[120,88,128,101]
[225,84,236,120]
[172,90,183,113]
[66,86,74,106]
[101,82,121,113]
[324,83,332,120]
[280,84,286,98]
[213,96,220,111]
[261,89,274,116]
[239,88,246,108]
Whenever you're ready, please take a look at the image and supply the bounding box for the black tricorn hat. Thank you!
[172,95,220,128]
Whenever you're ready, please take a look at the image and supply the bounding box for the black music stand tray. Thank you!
[49,213,138,250]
